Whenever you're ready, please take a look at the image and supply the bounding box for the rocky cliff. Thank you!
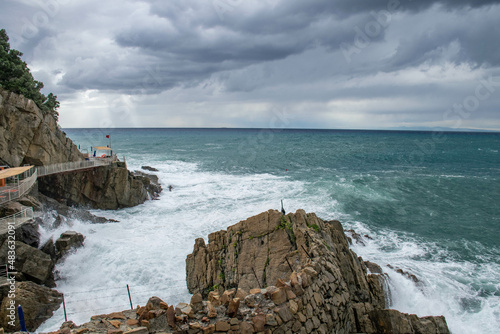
[0,87,162,209]
[38,164,162,210]
[0,88,83,167]
[184,209,449,334]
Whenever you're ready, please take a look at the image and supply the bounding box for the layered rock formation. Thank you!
[185,209,449,334]
[0,88,83,167]
[38,164,161,209]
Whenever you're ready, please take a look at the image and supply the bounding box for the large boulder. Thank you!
[0,281,62,331]
[133,171,162,199]
[0,241,54,287]
[54,231,85,260]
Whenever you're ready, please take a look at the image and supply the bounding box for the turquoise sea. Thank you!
[39,128,500,333]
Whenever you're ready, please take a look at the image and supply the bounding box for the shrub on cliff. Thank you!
[0,29,59,120]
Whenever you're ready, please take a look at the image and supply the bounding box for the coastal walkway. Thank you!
[0,166,38,206]
[36,158,114,177]
[0,157,115,226]
[0,207,34,235]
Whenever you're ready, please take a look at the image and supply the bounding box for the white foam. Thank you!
[346,223,500,334]
[38,160,310,331]
[37,158,499,333]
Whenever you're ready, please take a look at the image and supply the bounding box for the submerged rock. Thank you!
[141,166,159,172]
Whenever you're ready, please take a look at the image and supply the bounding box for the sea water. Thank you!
[38,129,500,333]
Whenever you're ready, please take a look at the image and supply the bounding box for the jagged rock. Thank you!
[369,309,449,334]
[387,264,421,284]
[0,241,54,287]
[0,218,40,249]
[54,231,85,260]
[38,194,119,224]
[16,195,43,211]
[132,171,162,199]
[186,209,450,334]
[41,238,57,260]
[15,220,40,248]
[365,261,383,274]
[0,201,26,217]
[227,298,240,317]
[0,281,62,331]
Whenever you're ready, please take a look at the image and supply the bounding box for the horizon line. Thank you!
[61,126,500,133]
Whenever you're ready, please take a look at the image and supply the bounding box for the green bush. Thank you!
[0,29,59,120]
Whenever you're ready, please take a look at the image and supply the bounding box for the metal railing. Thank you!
[0,168,38,206]
[0,207,34,233]
[37,158,113,177]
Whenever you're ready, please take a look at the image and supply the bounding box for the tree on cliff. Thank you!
[0,29,59,121]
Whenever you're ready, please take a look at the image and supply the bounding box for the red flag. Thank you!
[106,135,110,138]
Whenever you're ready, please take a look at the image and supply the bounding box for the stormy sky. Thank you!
[1,0,500,130]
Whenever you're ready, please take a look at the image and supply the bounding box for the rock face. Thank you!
[132,171,162,200]
[0,241,55,287]
[0,88,83,167]
[37,164,155,209]
[185,209,449,334]
[0,281,63,332]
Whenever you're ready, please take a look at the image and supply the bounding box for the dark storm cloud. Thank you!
[1,0,499,129]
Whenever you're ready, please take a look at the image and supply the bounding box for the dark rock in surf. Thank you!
[142,166,159,172]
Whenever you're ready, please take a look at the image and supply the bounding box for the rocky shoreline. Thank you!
[0,88,162,332]
[33,209,449,334]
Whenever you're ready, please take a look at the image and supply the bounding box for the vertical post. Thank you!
[127,284,133,310]
[62,294,67,322]
[18,305,27,332]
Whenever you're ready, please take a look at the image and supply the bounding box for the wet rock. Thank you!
[365,261,383,274]
[0,241,54,286]
[54,231,85,260]
[141,166,159,172]
[0,281,62,331]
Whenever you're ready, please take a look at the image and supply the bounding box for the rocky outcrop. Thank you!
[0,281,63,332]
[37,164,158,209]
[41,231,85,262]
[132,171,162,200]
[185,209,449,334]
[0,88,83,167]
[0,240,55,287]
